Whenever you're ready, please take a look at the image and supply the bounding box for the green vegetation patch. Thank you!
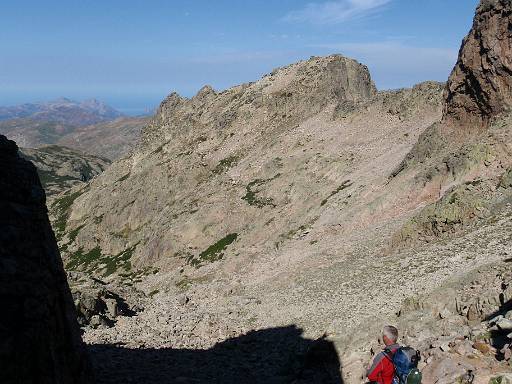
[119,266,159,286]
[37,169,76,188]
[188,233,239,267]
[102,244,138,276]
[93,214,104,224]
[66,246,103,271]
[213,154,240,174]
[176,274,210,290]
[242,174,281,208]
[320,180,353,206]
[488,377,508,384]
[68,224,85,243]
[176,277,193,290]
[66,243,140,277]
[52,190,85,234]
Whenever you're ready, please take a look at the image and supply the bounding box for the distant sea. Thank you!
[117,107,155,117]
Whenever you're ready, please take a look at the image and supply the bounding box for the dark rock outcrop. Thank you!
[68,272,136,329]
[0,135,91,383]
[443,0,512,131]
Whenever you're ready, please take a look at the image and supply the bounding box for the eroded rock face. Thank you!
[0,135,91,383]
[140,54,377,151]
[54,56,442,278]
[443,0,512,130]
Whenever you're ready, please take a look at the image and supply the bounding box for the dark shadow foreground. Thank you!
[486,298,512,361]
[89,325,343,384]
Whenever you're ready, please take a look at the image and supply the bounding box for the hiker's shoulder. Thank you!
[372,350,389,363]
[384,344,402,352]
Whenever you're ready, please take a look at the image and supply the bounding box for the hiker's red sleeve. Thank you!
[367,353,385,381]
[367,352,395,384]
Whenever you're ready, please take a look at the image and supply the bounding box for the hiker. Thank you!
[366,325,422,384]
[366,325,401,384]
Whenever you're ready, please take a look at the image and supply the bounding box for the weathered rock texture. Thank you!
[443,0,512,130]
[393,0,512,246]
[54,56,441,279]
[0,135,91,384]
[141,55,376,150]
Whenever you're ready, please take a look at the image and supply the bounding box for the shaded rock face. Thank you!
[68,272,136,329]
[443,0,512,130]
[0,135,91,383]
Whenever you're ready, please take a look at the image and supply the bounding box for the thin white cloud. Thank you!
[284,0,391,25]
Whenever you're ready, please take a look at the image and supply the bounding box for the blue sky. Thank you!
[0,0,479,115]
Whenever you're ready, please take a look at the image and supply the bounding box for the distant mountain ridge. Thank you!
[0,98,123,126]
[57,116,150,160]
[0,98,147,159]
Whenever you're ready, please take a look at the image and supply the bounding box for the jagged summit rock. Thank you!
[443,0,512,131]
[194,85,216,99]
[140,54,376,151]
[0,135,91,384]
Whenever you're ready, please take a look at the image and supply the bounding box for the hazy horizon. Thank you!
[1,0,479,113]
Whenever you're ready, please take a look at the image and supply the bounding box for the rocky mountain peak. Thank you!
[140,54,376,151]
[443,0,512,131]
[157,91,186,115]
[194,85,216,99]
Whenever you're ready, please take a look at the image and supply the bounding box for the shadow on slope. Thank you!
[486,298,512,361]
[89,325,344,384]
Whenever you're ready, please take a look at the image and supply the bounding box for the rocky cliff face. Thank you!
[140,55,376,151]
[392,0,512,246]
[53,55,442,280]
[0,135,91,383]
[443,0,512,131]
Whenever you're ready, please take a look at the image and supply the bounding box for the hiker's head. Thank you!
[382,325,398,346]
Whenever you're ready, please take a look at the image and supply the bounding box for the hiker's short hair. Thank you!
[383,325,398,342]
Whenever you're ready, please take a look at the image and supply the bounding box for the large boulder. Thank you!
[443,0,512,131]
[0,135,92,383]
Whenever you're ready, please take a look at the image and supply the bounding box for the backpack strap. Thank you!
[383,347,401,384]
[382,347,399,363]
